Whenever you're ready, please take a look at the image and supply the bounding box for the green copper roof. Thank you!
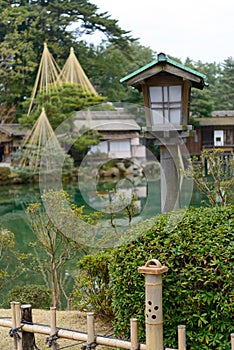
[120,52,207,84]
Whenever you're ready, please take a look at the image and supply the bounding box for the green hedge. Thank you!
[0,167,11,184]
[4,284,51,309]
[109,205,234,350]
[70,251,114,319]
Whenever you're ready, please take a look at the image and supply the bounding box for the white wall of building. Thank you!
[214,130,224,146]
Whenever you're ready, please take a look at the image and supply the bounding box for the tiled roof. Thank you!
[75,110,138,120]
[120,52,207,87]
[211,110,234,117]
[74,109,141,132]
[0,124,28,136]
[197,117,234,126]
[74,119,141,132]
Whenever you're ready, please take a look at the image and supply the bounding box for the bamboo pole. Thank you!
[10,302,17,350]
[95,335,146,349]
[178,325,186,350]
[130,318,138,350]
[138,259,168,350]
[15,302,23,350]
[2,299,149,350]
[50,307,58,350]
[0,317,147,349]
[87,312,95,348]
[231,333,234,350]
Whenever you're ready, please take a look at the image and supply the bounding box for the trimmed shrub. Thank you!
[4,284,51,309]
[109,205,234,350]
[70,251,114,319]
[0,167,11,183]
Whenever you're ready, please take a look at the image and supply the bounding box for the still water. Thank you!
[0,179,205,305]
[0,178,205,252]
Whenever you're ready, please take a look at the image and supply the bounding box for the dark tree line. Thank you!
[186,57,234,116]
[0,0,234,122]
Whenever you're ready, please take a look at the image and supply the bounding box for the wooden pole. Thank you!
[87,312,95,348]
[50,307,58,350]
[231,333,234,350]
[130,318,139,350]
[138,259,168,350]
[178,325,186,350]
[10,302,17,350]
[15,302,23,350]
[21,304,35,350]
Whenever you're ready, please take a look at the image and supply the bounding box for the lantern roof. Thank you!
[120,52,208,90]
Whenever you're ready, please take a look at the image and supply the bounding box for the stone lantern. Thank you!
[120,53,207,212]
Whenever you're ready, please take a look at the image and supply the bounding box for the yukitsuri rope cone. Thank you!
[59,47,98,95]
[18,108,64,173]
[27,42,62,116]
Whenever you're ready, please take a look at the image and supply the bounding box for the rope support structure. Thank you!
[81,339,97,349]
[46,330,60,347]
[9,325,23,340]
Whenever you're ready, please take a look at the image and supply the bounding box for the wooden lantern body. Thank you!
[142,72,191,131]
[120,53,207,139]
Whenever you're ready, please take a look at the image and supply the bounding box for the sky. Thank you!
[86,0,234,64]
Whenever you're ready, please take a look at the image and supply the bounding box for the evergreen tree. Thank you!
[214,57,234,110]
[20,84,106,129]
[87,41,154,103]
[0,0,135,117]
[184,58,221,117]
[1,0,234,119]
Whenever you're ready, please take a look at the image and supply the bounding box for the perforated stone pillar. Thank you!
[138,259,168,350]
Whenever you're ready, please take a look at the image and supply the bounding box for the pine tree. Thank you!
[214,57,234,110]
[0,0,134,117]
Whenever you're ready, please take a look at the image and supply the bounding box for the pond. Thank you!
[0,177,205,306]
[0,177,205,251]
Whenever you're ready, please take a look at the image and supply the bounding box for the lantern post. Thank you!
[120,53,207,213]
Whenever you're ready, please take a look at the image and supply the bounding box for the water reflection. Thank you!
[0,180,206,305]
[0,179,205,238]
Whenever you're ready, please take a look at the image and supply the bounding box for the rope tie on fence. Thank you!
[21,318,33,325]
[9,325,23,340]
[81,337,97,350]
[46,329,60,347]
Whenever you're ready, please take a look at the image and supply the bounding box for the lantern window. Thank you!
[149,85,182,125]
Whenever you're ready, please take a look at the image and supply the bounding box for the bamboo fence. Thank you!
[0,259,233,350]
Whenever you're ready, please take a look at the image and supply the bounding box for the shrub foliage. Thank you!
[70,251,113,319]
[109,205,234,350]
[4,284,51,309]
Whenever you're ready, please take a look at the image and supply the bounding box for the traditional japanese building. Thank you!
[187,111,234,156]
[0,124,28,162]
[73,109,146,161]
